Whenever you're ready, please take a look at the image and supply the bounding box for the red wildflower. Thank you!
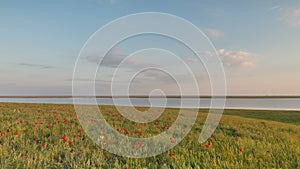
[168,153,175,157]
[34,137,39,141]
[13,131,19,135]
[1,133,5,138]
[61,135,69,142]
[276,137,280,141]
[42,143,46,147]
[139,132,143,137]
[156,126,161,130]
[46,125,50,129]
[239,147,243,154]
[206,144,211,149]
[70,141,75,146]
[6,129,9,133]
[78,129,83,133]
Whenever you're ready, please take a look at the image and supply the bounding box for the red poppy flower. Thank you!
[61,135,69,142]
[70,141,75,146]
[156,126,161,130]
[13,131,19,135]
[168,153,175,157]
[239,147,243,154]
[77,129,83,133]
[34,137,39,141]
[6,129,9,133]
[46,125,50,129]
[41,143,46,147]
[1,133,5,138]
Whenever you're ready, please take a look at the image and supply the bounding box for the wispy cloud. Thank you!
[278,7,300,27]
[96,0,119,5]
[204,28,224,39]
[267,5,282,12]
[19,63,54,69]
[197,49,259,69]
[83,47,158,70]
[218,49,258,68]
[184,57,199,63]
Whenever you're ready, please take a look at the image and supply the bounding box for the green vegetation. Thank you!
[223,109,300,125]
[0,103,299,168]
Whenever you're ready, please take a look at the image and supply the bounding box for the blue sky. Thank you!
[1,0,300,95]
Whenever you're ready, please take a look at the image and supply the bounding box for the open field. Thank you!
[0,103,299,168]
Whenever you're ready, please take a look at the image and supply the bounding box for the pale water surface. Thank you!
[0,98,300,110]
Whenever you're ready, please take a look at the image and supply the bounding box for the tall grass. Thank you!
[0,103,299,168]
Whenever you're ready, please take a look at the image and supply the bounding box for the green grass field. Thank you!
[0,103,299,168]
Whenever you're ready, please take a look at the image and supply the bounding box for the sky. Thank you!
[1,0,300,96]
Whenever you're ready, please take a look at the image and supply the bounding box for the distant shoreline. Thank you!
[1,96,300,98]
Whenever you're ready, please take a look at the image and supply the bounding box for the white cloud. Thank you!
[184,57,199,63]
[197,49,259,68]
[218,49,259,68]
[204,28,224,38]
[278,7,300,27]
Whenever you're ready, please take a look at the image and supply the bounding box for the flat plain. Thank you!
[0,103,299,168]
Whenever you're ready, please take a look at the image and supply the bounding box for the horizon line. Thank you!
[1,95,300,98]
